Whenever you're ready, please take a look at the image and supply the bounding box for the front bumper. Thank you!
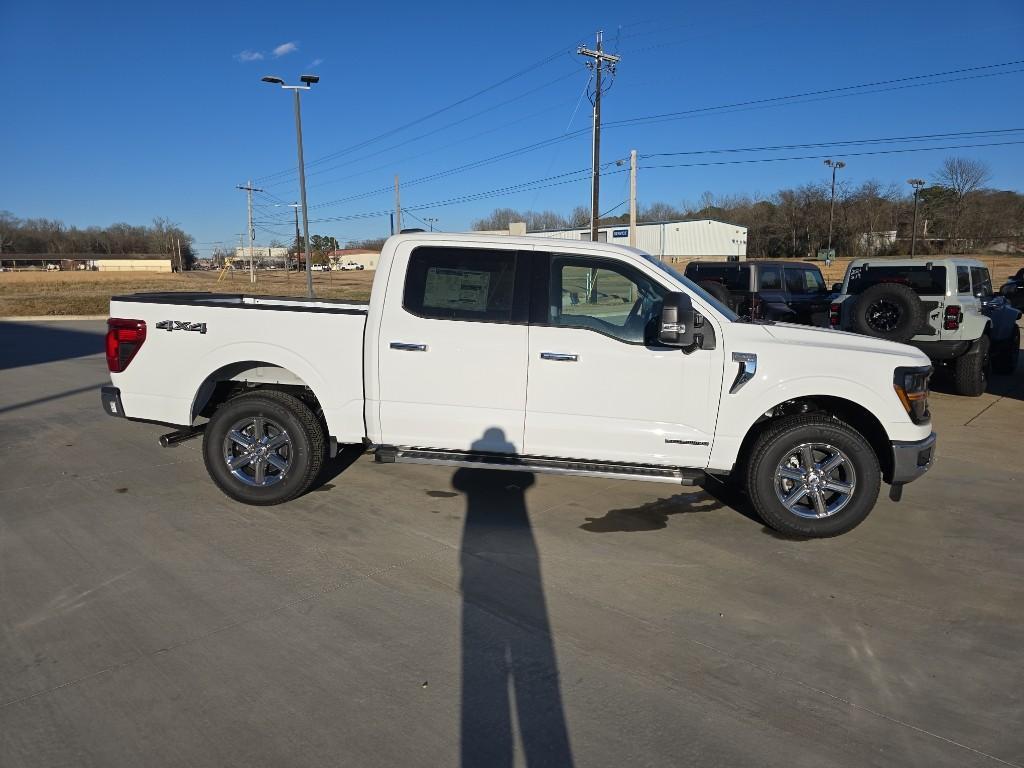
[891,431,936,484]
[101,386,125,418]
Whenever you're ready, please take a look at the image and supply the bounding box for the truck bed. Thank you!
[107,291,368,443]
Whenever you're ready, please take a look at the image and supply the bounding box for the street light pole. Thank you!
[824,159,846,254]
[908,178,925,257]
[423,217,438,232]
[263,74,319,298]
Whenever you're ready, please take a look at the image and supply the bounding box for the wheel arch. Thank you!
[190,360,323,422]
[733,395,894,483]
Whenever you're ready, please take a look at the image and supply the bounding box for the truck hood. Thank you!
[760,322,930,365]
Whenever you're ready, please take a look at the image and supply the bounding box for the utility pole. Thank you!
[424,217,438,232]
[290,203,301,274]
[628,149,638,248]
[394,175,402,234]
[907,178,925,257]
[237,181,263,285]
[578,31,620,243]
[823,159,845,255]
[176,237,182,272]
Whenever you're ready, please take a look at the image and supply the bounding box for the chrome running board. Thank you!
[376,446,704,485]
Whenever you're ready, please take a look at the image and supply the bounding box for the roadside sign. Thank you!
[817,248,835,262]
[612,228,629,238]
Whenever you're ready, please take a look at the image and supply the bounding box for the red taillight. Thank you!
[829,302,841,328]
[106,318,146,372]
[943,305,961,331]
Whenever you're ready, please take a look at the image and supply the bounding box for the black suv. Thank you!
[684,260,832,326]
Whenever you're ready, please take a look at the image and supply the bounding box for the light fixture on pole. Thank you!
[824,159,846,255]
[907,178,926,257]
[423,217,438,232]
[262,74,319,298]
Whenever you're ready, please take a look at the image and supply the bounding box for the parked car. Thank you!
[830,258,1021,396]
[101,232,937,538]
[340,262,365,271]
[1001,267,1024,311]
[684,260,832,326]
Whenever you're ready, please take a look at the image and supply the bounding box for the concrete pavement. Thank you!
[1,319,1022,767]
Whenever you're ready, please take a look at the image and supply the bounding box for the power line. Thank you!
[256,168,627,227]
[605,60,1024,130]
[263,69,585,189]
[640,139,1024,170]
[274,61,1024,216]
[253,42,581,184]
[639,127,1024,158]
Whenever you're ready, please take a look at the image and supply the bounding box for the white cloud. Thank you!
[307,58,324,68]
[272,41,298,58]
[234,49,265,62]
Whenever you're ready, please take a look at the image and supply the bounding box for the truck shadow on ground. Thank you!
[309,443,366,491]
[579,490,726,532]
[0,320,105,370]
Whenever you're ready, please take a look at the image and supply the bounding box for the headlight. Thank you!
[894,366,931,424]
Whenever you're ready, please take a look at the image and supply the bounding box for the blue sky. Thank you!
[2,0,1023,256]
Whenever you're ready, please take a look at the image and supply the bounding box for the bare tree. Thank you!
[560,206,585,228]
[933,157,991,251]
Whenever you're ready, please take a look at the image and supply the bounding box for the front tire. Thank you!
[203,390,326,505]
[745,415,880,538]
[953,335,991,396]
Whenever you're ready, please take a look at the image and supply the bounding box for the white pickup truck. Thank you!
[102,233,936,537]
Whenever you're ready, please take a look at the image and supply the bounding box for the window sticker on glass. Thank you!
[423,267,492,311]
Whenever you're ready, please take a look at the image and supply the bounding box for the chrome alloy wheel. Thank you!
[774,442,857,519]
[222,416,292,487]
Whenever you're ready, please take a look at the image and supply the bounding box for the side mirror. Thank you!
[659,292,696,347]
[831,282,842,293]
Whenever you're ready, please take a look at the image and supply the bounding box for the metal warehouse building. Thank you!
[521,219,747,260]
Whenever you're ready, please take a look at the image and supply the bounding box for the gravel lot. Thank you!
[1,319,1022,768]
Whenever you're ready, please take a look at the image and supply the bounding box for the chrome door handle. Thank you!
[390,342,427,352]
[540,352,578,362]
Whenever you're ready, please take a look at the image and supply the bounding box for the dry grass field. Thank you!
[1,255,1021,317]
[0,269,375,316]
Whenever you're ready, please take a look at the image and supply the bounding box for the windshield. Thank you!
[640,253,739,321]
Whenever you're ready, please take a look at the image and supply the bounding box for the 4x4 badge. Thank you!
[155,320,207,334]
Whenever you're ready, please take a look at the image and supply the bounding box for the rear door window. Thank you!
[758,267,782,290]
[785,267,825,295]
[685,264,749,291]
[846,265,947,295]
[404,246,522,322]
[957,266,971,294]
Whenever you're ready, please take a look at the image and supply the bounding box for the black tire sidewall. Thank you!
[203,394,317,505]
[954,335,990,395]
[748,419,880,538]
[852,283,923,342]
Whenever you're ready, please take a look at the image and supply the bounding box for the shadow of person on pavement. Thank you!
[454,427,574,768]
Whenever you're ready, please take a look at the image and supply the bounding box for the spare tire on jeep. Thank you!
[851,282,925,343]
[698,280,736,311]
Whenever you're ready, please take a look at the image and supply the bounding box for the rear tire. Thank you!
[745,415,880,538]
[992,326,1020,375]
[203,390,326,505]
[953,335,991,396]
